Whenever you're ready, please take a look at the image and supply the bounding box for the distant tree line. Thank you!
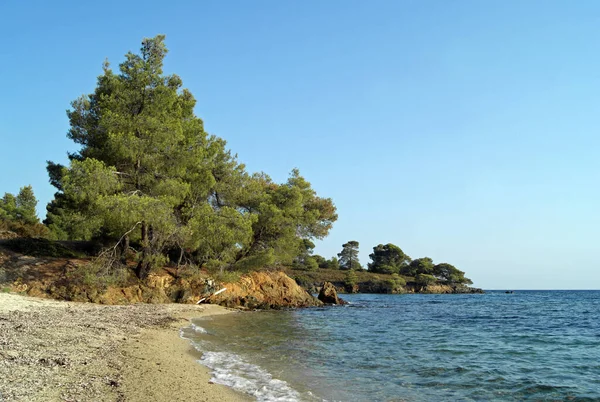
[293,240,472,286]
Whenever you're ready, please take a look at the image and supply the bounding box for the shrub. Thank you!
[177,263,204,279]
[292,274,312,288]
[415,273,437,289]
[382,278,397,293]
[391,273,406,287]
[211,269,242,284]
[233,249,275,272]
[344,270,358,291]
[304,257,319,271]
[64,259,129,293]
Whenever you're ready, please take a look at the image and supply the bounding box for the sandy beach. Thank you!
[0,292,252,401]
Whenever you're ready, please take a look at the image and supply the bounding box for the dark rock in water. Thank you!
[318,282,346,305]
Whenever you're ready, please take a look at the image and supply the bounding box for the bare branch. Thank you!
[98,221,142,259]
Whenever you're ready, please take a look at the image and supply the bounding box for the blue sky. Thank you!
[1,0,599,289]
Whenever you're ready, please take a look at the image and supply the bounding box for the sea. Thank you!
[179,291,600,401]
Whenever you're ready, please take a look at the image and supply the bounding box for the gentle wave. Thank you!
[180,322,310,402]
[197,349,302,402]
[190,323,208,334]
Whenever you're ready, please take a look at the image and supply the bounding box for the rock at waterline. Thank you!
[318,282,346,305]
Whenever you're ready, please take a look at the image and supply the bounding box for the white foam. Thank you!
[190,323,208,334]
[198,350,302,402]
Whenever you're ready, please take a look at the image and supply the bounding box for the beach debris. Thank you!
[197,287,227,304]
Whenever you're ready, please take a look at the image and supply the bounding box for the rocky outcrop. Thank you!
[407,283,484,294]
[209,271,322,309]
[0,244,322,308]
[296,274,483,295]
[318,282,346,305]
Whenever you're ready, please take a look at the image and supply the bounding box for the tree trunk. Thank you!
[177,247,184,267]
[119,235,129,264]
[135,221,151,279]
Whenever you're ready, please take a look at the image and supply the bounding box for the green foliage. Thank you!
[291,273,312,288]
[433,263,473,285]
[15,186,39,225]
[240,170,337,266]
[175,263,204,280]
[344,270,358,287]
[402,258,473,286]
[415,273,437,288]
[391,273,406,287]
[44,193,99,241]
[304,257,319,271]
[402,257,435,277]
[382,279,397,293]
[377,274,407,294]
[209,269,242,285]
[368,243,411,274]
[344,269,358,292]
[292,239,320,270]
[313,254,326,267]
[46,35,337,278]
[185,204,255,266]
[0,186,47,238]
[65,258,129,291]
[0,193,16,221]
[233,249,275,272]
[62,159,121,204]
[338,240,361,270]
[320,256,339,270]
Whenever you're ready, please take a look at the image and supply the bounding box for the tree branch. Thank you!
[98,221,142,259]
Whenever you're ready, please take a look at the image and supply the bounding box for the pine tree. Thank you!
[47,35,337,278]
[338,240,361,270]
[368,243,411,274]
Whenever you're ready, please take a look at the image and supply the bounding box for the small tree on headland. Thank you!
[433,263,473,285]
[368,243,411,274]
[344,269,358,292]
[338,240,361,270]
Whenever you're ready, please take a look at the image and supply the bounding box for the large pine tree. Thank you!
[47,36,337,278]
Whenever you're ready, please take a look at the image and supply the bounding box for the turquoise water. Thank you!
[181,291,600,401]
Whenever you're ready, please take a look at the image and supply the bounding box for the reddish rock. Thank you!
[318,281,346,305]
[209,271,323,309]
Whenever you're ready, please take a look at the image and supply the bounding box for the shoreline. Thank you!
[120,304,253,402]
[0,293,252,401]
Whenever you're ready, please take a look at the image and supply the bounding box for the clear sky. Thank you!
[1,0,599,289]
